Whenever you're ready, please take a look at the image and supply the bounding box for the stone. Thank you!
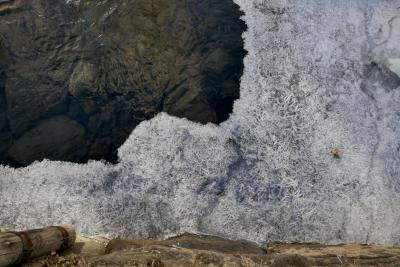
[0,92,7,131]
[88,137,113,161]
[6,116,87,166]
[68,61,98,98]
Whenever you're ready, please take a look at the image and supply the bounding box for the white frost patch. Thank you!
[1,0,400,245]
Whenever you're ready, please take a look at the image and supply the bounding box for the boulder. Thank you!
[6,116,87,166]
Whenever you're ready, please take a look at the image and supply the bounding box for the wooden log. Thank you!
[0,225,76,267]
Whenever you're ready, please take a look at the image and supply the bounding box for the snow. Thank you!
[1,0,400,245]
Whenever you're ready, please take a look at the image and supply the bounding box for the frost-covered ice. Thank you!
[1,0,400,245]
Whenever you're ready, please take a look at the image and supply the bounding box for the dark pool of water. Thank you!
[0,0,246,167]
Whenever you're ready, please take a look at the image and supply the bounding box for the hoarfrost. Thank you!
[1,0,400,245]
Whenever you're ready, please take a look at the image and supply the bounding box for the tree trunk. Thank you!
[0,225,76,267]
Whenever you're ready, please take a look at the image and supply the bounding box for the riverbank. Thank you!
[25,233,400,266]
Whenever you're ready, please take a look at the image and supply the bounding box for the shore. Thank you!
[24,233,400,267]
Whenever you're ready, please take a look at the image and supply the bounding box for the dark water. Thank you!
[0,0,246,167]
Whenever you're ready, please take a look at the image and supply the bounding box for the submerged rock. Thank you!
[6,116,87,166]
[0,0,246,166]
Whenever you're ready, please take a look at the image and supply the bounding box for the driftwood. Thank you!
[0,225,76,267]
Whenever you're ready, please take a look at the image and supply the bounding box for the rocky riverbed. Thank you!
[0,0,246,166]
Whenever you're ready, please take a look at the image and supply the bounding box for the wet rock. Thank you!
[6,116,87,166]
[68,61,98,97]
[88,137,113,161]
[0,131,12,156]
